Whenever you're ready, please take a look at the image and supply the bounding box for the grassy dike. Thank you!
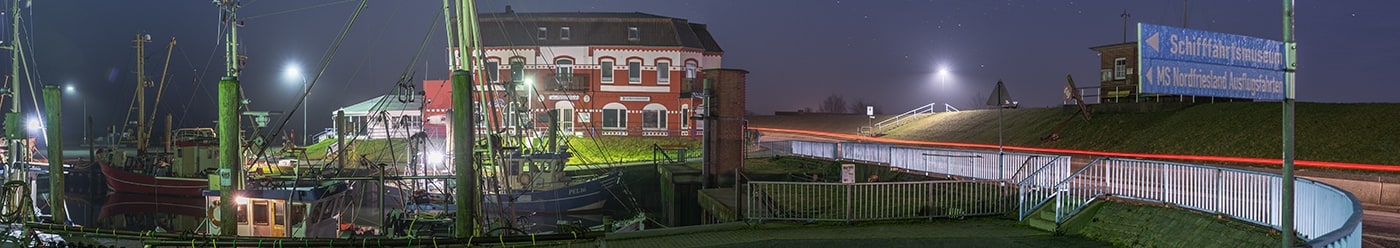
[297,136,703,166]
[751,102,1400,166]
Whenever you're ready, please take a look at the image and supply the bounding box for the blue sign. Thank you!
[1140,58,1285,100]
[1138,23,1287,100]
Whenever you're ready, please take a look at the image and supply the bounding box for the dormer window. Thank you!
[560,27,571,40]
[627,26,639,41]
[537,27,547,40]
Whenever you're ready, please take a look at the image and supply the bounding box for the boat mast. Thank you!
[133,34,150,154]
[4,0,27,189]
[214,0,243,236]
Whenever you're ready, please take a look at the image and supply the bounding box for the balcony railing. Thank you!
[679,78,704,98]
[543,72,591,92]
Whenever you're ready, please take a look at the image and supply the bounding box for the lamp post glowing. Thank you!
[65,84,91,161]
[285,65,308,145]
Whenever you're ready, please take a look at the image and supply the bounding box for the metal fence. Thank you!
[790,140,838,159]
[777,140,1360,248]
[746,180,1015,222]
[1049,158,1361,248]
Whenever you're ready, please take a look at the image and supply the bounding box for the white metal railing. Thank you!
[1015,157,1084,221]
[780,140,1360,248]
[746,180,1015,222]
[790,140,838,159]
[872,102,940,134]
[1048,158,1362,248]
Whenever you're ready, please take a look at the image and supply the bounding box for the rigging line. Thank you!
[393,7,441,92]
[253,0,368,159]
[242,0,356,20]
[177,8,227,127]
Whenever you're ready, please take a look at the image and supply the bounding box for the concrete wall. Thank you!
[1307,176,1400,209]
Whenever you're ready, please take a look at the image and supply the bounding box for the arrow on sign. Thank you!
[1144,67,1155,85]
[1145,32,1160,52]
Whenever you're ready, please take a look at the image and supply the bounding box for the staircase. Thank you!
[870,102,960,134]
[1024,196,1059,233]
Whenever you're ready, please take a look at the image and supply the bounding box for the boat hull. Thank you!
[406,172,619,213]
[99,163,208,197]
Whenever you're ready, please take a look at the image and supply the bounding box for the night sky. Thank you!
[17,0,1399,144]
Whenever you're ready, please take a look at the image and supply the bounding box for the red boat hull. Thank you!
[99,163,208,197]
[98,193,207,220]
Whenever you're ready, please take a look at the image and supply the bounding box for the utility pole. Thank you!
[1120,10,1131,43]
[215,0,243,236]
[447,0,481,238]
[42,85,65,224]
[1280,0,1297,246]
[4,0,29,198]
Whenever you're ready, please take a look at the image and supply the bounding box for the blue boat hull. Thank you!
[406,172,618,213]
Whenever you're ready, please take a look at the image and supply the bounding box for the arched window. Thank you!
[602,103,627,130]
[642,103,667,129]
[685,61,699,79]
[556,58,574,78]
[554,101,575,134]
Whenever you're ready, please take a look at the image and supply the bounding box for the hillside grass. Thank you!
[297,135,702,166]
[751,102,1400,166]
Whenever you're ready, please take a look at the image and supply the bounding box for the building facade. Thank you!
[423,11,723,137]
[1090,42,1138,103]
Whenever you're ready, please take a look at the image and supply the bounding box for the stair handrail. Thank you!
[1015,156,1089,221]
[1050,157,1109,223]
[872,102,938,133]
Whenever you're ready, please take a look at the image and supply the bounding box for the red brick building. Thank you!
[423,11,723,137]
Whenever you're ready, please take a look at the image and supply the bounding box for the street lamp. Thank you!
[285,65,308,146]
[64,84,89,155]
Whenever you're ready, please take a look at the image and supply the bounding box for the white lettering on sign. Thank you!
[619,96,651,102]
[547,95,580,101]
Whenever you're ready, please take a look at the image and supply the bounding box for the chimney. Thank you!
[505,5,514,14]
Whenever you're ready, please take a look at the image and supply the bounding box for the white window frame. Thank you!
[554,101,575,134]
[602,103,627,130]
[556,59,574,78]
[680,104,690,129]
[1114,58,1127,80]
[627,26,639,41]
[627,59,642,84]
[485,59,500,83]
[642,103,667,130]
[685,61,698,79]
[656,61,671,84]
[560,26,571,40]
[600,59,615,84]
[537,26,547,40]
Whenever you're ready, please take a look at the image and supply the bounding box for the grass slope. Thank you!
[751,102,1400,165]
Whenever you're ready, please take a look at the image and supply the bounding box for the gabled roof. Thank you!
[338,95,423,115]
[477,11,722,53]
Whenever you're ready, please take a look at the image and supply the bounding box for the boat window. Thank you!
[237,204,249,224]
[274,202,286,225]
[254,200,270,226]
[290,203,306,226]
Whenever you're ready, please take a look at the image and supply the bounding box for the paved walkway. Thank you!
[531,219,1111,248]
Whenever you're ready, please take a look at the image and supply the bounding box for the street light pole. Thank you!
[302,76,308,146]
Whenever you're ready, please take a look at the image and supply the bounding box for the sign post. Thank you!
[1137,21,1294,246]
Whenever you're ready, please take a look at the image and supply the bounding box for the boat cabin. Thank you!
[203,182,349,237]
